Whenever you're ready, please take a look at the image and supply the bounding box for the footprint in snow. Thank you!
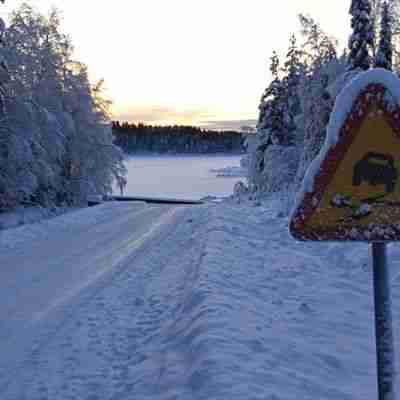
[299,302,313,314]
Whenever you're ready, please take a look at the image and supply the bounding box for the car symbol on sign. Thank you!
[353,152,398,194]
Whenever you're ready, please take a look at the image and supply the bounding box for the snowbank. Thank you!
[0,206,72,231]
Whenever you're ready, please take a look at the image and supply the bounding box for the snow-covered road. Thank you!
[0,202,206,399]
[1,199,400,399]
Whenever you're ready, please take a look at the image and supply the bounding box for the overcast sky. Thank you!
[1,1,351,127]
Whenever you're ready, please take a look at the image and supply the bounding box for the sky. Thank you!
[1,1,351,129]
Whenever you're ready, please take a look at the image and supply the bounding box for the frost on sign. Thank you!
[290,69,400,241]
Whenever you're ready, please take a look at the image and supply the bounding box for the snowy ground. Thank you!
[1,197,399,399]
[0,205,73,231]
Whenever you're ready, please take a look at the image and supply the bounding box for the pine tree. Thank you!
[375,1,393,70]
[283,35,303,89]
[267,54,287,146]
[348,0,374,70]
[281,34,304,146]
[247,45,306,192]
[245,52,284,191]
[256,51,285,148]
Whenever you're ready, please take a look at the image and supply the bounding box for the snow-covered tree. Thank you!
[257,52,286,147]
[299,14,338,68]
[295,59,346,184]
[375,1,393,69]
[240,1,400,208]
[246,38,308,193]
[246,52,286,191]
[0,4,126,211]
[348,0,374,70]
[59,63,126,203]
[257,43,304,149]
[367,0,400,69]
[281,34,305,146]
[0,2,35,210]
[294,15,345,185]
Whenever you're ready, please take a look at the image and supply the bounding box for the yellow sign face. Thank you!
[309,107,400,230]
[290,81,400,241]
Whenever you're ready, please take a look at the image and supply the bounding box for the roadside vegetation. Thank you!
[0,3,126,212]
[243,0,398,212]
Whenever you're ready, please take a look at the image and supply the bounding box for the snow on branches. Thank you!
[0,5,126,211]
[348,0,374,71]
[375,1,393,70]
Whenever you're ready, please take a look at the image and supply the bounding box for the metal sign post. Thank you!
[372,243,395,400]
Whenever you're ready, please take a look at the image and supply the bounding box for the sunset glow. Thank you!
[2,1,351,128]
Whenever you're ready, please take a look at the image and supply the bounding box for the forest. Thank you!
[241,0,400,210]
[112,121,245,154]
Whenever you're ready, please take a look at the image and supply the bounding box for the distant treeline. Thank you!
[112,121,245,154]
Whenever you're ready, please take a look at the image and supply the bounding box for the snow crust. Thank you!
[293,68,400,218]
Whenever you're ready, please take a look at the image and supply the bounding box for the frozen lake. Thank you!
[117,155,245,200]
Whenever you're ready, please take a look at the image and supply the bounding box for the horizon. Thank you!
[113,117,258,132]
[1,1,351,128]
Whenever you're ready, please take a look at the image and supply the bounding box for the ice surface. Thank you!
[116,155,244,199]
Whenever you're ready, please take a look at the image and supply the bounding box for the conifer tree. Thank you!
[375,1,393,70]
[257,51,284,148]
[267,53,287,146]
[245,12,346,199]
[245,52,284,190]
[281,34,304,145]
[348,0,374,70]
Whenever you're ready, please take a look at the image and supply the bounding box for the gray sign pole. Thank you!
[372,242,395,400]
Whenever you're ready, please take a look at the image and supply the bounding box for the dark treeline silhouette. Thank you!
[112,121,245,154]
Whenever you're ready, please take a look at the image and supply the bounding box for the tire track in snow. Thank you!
[0,203,188,397]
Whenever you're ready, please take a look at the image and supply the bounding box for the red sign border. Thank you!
[290,84,400,241]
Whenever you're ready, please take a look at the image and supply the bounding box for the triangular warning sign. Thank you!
[290,69,400,241]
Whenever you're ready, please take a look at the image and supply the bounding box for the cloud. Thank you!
[113,106,257,132]
[113,106,219,126]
